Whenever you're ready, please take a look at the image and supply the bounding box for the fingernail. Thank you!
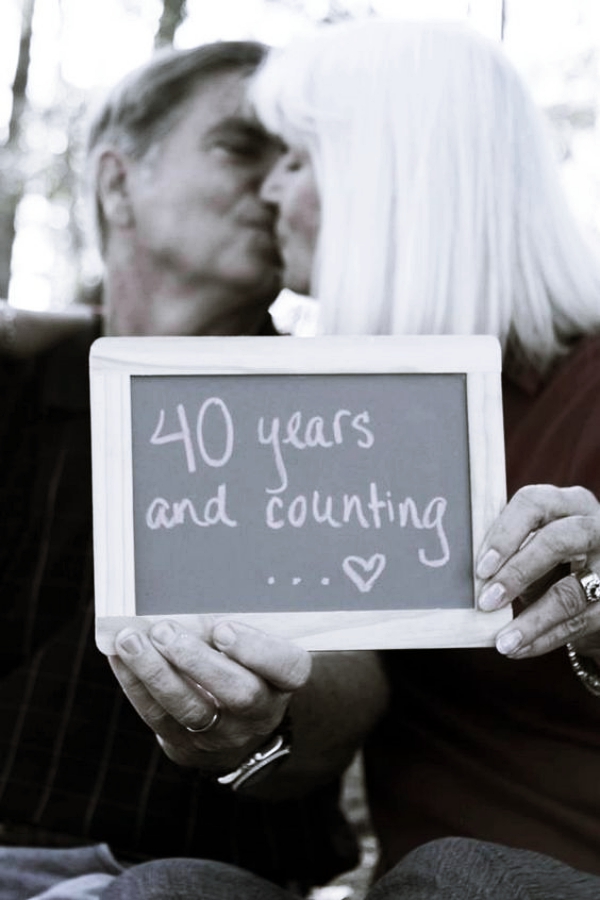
[117,630,143,656]
[213,622,236,649]
[478,582,506,611]
[477,549,502,579]
[496,629,522,655]
[150,621,177,646]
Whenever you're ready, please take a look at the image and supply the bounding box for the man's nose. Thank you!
[259,162,283,204]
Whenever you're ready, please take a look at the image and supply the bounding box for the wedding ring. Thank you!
[185,706,221,734]
[573,567,600,605]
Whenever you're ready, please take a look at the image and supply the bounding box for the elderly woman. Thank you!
[254,18,600,659]
[108,19,600,900]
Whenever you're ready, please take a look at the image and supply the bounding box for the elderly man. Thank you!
[0,42,356,899]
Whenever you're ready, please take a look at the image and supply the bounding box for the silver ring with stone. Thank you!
[573,567,600,605]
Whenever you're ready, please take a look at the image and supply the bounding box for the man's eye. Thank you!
[218,139,264,158]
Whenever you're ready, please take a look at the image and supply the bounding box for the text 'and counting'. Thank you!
[143,398,451,584]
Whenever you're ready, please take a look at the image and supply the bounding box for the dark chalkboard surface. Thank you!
[91,335,511,651]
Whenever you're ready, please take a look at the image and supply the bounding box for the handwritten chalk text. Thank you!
[146,484,237,529]
[150,398,234,474]
[265,484,449,567]
[143,396,453,569]
[258,408,374,493]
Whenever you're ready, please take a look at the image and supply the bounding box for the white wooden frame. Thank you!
[91,334,512,653]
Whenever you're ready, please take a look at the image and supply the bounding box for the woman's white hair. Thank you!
[252,19,600,373]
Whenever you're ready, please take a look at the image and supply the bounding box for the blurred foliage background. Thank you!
[0,0,598,315]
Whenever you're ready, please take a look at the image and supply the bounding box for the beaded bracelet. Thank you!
[0,300,17,353]
[566,643,600,697]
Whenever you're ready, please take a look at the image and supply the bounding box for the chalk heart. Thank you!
[342,553,386,593]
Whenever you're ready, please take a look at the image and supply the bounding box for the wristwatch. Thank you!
[216,715,292,791]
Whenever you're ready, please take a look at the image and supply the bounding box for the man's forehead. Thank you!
[190,69,270,135]
[207,114,273,142]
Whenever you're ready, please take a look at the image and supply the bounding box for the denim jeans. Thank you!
[5,837,600,899]
[0,845,123,900]
[101,837,600,900]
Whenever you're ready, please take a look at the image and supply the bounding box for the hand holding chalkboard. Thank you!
[90,335,512,652]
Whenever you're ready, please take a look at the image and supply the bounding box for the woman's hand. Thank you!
[109,619,311,772]
[476,484,600,659]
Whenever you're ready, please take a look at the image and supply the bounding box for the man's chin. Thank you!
[237,261,282,304]
[257,273,283,306]
[244,229,282,267]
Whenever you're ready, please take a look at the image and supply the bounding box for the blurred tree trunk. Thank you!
[0,0,36,298]
[265,0,374,23]
[154,0,187,49]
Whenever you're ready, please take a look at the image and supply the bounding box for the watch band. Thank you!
[216,714,292,791]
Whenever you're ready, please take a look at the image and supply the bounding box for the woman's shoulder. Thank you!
[552,333,600,396]
[549,334,600,490]
[504,332,600,495]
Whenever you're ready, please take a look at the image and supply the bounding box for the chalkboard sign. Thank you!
[90,335,511,652]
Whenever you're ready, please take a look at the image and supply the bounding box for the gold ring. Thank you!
[573,567,600,605]
[185,706,221,734]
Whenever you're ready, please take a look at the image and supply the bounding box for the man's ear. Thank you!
[96,149,134,229]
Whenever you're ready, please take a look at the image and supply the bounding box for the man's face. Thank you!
[126,69,283,308]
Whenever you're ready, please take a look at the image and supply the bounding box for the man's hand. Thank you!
[109,619,311,771]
